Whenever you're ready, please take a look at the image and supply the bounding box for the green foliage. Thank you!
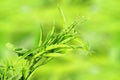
[0,18,87,80]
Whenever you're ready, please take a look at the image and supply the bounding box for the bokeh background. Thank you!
[0,0,120,80]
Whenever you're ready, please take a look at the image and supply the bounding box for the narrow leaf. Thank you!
[38,25,43,47]
[43,26,55,46]
[58,6,66,26]
[43,53,63,57]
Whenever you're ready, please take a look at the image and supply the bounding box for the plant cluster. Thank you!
[0,8,88,79]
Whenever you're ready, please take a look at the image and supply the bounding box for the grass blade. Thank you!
[58,6,66,26]
[38,25,43,47]
[43,26,55,46]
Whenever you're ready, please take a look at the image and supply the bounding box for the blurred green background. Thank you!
[0,0,120,80]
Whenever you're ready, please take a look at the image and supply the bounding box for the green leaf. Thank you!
[38,25,43,47]
[43,26,55,46]
[58,6,66,26]
[15,48,23,51]
[33,44,70,58]
[43,53,63,57]
[18,47,38,61]
[45,44,70,51]
[60,36,76,44]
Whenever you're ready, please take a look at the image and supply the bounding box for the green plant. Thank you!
[0,9,88,80]
[0,22,87,80]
